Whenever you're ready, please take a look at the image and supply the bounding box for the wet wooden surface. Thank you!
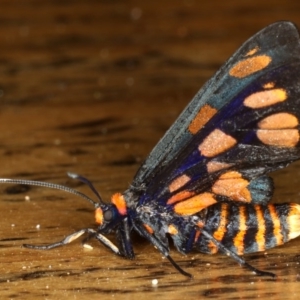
[1,1,300,299]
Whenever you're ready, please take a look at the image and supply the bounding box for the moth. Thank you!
[3,21,300,278]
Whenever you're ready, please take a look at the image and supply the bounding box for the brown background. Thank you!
[1,0,300,299]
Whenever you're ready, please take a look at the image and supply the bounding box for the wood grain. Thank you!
[1,1,300,299]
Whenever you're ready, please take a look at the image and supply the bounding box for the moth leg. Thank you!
[198,228,275,278]
[23,228,92,250]
[81,231,124,257]
[133,222,192,278]
[115,218,135,259]
[23,228,123,257]
[93,233,121,255]
[81,232,95,245]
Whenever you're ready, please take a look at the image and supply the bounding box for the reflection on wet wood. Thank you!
[1,1,300,299]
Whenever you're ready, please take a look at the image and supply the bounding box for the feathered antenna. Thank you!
[0,173,103,208]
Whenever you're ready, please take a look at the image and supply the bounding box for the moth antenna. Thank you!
[0,177,98,207]
[67,172,105,204]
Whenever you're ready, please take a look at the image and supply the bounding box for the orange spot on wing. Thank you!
[111,193,127,215]
[245,47,259,57]
[144,224,154,234]
[257,129,299,147]
[169,174,191,193]
[268,204,283,246]
[254,205,266,251]
[229,55,271,78]
[206,161,232,173]
[287,203,300,240]
[233,205,247,254]
[212,171,251,202]
[199,129,237,157]
[95,207,103,225]
[244,88,287,108]
[167,190,195,205]
[188,104,217,134]
[218,171,240,179]
[174,192,216,215]
[168,224,178,235]
[263,82,275,89]
[258,113,298,129]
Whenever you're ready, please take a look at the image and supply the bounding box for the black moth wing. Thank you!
[127,21,300,208]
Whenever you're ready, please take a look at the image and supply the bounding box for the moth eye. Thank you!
[104,209,113,221]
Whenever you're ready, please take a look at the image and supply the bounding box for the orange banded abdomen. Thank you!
[195,202,300,255]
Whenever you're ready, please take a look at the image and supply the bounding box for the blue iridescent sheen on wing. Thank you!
[132,22,300,209]
[132,22,300,188]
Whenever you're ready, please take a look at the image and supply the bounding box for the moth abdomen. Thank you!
[195,202,300,255]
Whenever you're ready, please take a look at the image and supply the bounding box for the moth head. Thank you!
[95,193,128,231]
[0,173,128,234]
[65,174,128,232]
[94,199,125,232]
